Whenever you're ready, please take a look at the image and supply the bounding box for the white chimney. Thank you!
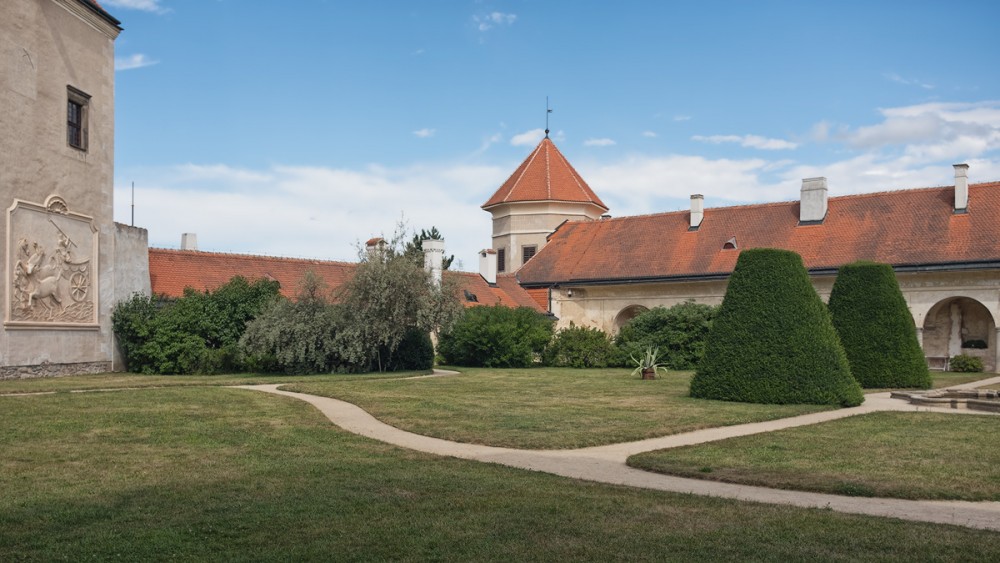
[181,233,198,251]
[365,237,385,258]
[954,163,969,213]
[423,239,445,287]
[479,248,498,285]
[800,177,828,223]
[690,194,704,229]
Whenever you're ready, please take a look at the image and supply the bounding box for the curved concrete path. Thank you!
[235,374,1000,532]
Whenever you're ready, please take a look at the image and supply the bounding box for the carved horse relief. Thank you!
[7,196,97,325]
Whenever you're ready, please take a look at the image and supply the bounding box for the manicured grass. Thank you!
[1,389,998,560]
[285,368,833,449]
[864,370,996,393]
[0,370,429,394]
[628,411,1000,501]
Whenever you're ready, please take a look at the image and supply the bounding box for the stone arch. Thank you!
[921,296,996,371]
[614,305,649,331]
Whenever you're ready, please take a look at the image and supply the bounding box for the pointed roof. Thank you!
[482,138,609,211]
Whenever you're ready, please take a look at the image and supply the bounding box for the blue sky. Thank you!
[108,0,1000,268]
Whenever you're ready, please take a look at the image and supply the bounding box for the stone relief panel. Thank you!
[7,196,98,326]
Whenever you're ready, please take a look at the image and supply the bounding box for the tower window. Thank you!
[497,248,506,273]
[67,86,90,151]
[522,245,537,264]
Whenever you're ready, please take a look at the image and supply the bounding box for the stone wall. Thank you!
[0,360,112,380]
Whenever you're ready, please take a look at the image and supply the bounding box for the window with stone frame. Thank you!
[67,86,90,151]
[522,245,537,264]
[497,248,506,273]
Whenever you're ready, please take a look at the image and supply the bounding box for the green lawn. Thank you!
[0,370,428,394]
[628,411,1000,501]
[864,370,996,393]
[1,388,998,561]
[284,368,834,449]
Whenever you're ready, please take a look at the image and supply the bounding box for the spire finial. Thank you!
[545,96,552,138]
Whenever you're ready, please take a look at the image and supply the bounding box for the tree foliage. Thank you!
[615,301,718,370]
[827,261,931,389]
[438,305,554,368]
[337,228,462,371]
[239,272,347,374]
[112,276,281,374]
[690,248,863,407]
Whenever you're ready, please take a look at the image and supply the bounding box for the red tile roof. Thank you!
[482,138,608,211]
[517,182,1000,285]
[147,248,544,312]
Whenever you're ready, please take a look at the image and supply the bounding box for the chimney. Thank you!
[690,194,704,229]
[422,239,445,287]
[954,163,969,213]
[181,233,198,251]
[365,237,385,257]
[800,177,828,224]
[479,248,498,285]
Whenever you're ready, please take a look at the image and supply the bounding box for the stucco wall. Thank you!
[1,0,120,376]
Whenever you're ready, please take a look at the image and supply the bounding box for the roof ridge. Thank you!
[148,247,358,267]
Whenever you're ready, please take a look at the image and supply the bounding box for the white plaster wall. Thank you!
[1,0,119,370]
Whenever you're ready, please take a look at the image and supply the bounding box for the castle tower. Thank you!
[482,138,608,272]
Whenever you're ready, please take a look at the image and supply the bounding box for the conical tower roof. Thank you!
[482,138,608,211]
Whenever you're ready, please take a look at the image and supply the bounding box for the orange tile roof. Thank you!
[147,248,544,312]
[148,248,356,299]
[517,182,1000,285]
[482,138,608,211]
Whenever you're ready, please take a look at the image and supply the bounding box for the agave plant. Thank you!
[630,346,669,379]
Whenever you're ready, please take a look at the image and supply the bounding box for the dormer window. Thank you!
[723,237,738,250]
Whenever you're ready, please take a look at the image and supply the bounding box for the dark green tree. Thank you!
[404,227,455,270]
[690,248,863,407]
[828,261,931,389]
[438,305,554,368]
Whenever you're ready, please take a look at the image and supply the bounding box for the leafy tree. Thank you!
[337,228,462,371]
[615,302,718,370]
[827,261,931,389]
[544,324,618,368]
[438,305,554,368]
[240,272,347,374]
[403,227,455,270]
[691,248,863,407]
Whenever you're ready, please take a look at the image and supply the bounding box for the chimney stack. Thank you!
[479,248,498,285]
[800,177,828,224]
[422,239,445,287]
[690,194,704,229]
[954,163,969,213]
[181,233,198,251]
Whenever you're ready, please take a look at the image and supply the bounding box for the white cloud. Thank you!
[413,128,436,138]
[510,128,545,146]
[584,138,616,147]
[102,0,167,13]
[692,134,799,150]
[883,72,934,90]
[473,12,517,31]
[673,115,692,122]
[114,54,158,71]
[642,131,657,138]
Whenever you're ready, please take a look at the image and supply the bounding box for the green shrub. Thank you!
[827,261,931,389]
[383,328,435,371]
[949,354,984,373]
[112,276,281,374]
[438,305,554,368]
[690,248,863,407]
[240,272,347,374]
[543,324,617,368]
[615,301,718,370]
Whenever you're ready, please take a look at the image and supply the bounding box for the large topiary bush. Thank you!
[543,323,618,368]
[827,261,931,389]
[615,301,718,370]
[690,248,863,407]
[437,305,553,368]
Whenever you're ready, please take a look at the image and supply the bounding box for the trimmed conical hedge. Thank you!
[691,248,863,407]
[828,261,931,389]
